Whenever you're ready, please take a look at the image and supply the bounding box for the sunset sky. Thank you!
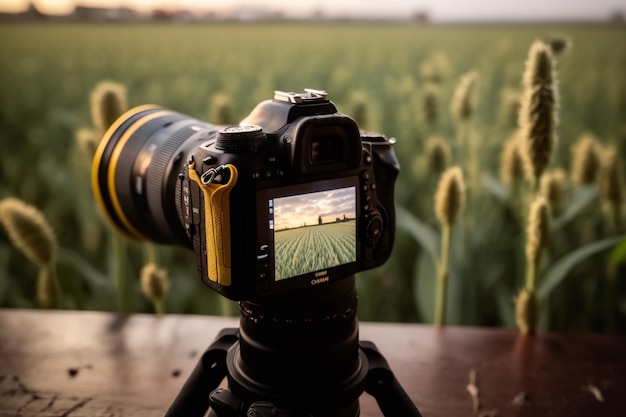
[273,187,356,230]
[1,0,624,21]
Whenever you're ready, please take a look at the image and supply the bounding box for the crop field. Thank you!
[0,22,625,331]
[275,221,356,280]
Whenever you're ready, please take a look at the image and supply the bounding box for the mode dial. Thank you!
[216,125,267,154]
[364,211,383,246]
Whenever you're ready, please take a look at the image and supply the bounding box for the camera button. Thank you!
[370,184,377,191]
[362,172,370,181]
[202,156,217,165]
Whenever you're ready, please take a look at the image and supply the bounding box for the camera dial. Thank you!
[216,125,267,154]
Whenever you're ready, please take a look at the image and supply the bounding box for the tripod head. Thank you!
[165,277,422,417]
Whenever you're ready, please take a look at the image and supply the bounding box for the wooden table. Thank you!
[0,309,624,417]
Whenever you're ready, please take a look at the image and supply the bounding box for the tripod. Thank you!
[164,277,422,417]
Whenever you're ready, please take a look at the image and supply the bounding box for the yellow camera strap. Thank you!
[188,162,238,286]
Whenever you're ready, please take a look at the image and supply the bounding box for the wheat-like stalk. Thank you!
[425,135,450,176]
[434,167,465,326]
[598,146,624,233]
[545,37,572,56]
[570,133,600,186]
[36,263,62,309]
[0,198,62,308]
[90,80,131,312]
[518,40,559,186]
[540,169,567,213]
[90,81,128,133]
[435,167,465,227]
[209,92,236,125]
[347,89,370,129]
[140,262,169,315]
[500,131,525,186]
[516,196,551,334]
[500,88,521,130]
[75,128,100,161]
[450,71,479,123]
[0,198,57,266]
[422,83,439,130]
[515,288,539,334]
[420,52,449,84]
[525,196,551,269]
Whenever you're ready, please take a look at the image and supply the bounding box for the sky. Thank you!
[273,187,356,230]
[1,0,624,21]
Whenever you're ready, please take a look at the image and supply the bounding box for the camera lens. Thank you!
[91,105,213,245]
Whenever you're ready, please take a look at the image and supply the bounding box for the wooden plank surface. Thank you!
[0,309,625,417]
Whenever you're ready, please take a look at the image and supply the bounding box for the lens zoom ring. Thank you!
[114,112,181,234]
[146,122,206,233]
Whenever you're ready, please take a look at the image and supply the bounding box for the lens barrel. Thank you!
[92,105,214,245]
[226,276,366,415]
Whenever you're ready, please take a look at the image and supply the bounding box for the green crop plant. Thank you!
[0,23,624,331]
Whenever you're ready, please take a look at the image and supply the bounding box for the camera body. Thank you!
[177,90,398,300]
[92,89,399,302]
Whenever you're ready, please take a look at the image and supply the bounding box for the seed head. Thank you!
[140,262,170,303]
[540,169,567,213]
[425,135,450,175]
[75,128,100,160]
[422,83,439,128]
[525,196,551,265]
[450,71,479,123]
[598,146,624,215]
[570,133,600,185]
[90,81,128,133]
[515,288,538,334]
[209,92,235,125]
[500,88,521,129]
[347,89,370,128]
[434,167,465,227]
[420,53,449,85]
[500,131,524,185]
[518,40,559,183]
[545,37,571,56]
[523,40,556,87]
[0,198,57,266]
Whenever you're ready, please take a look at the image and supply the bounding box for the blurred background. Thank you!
[1,0,625,332]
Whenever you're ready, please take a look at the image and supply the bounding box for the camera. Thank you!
[92,89,422,417]
[92,88,399,301]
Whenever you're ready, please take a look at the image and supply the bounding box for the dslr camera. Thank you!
[92,89,399,301]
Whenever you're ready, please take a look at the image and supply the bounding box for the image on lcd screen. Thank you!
[272,186,356,281]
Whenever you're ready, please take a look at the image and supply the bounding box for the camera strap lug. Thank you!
[201,165,231,185]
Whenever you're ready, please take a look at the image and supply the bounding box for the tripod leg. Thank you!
[360,341,423,417]
[165,328,239,417]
